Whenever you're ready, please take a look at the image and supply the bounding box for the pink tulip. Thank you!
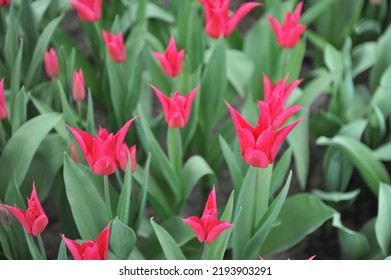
[44,48,59,78]
[267,1,306,48]
[72,69,85,102]
[0,78,7,120]
[70,0,102,22]
[102,30,126,63]
[67,117,138,175]
[0,0,11,8]
[225,100,302,168]
[119,144,137,173]
[198,0,261,38]
[152,36,184,77]
[183,187,232,244]
[62,221,111,260]
[2,182,48,236]
[263,74,303,129]
[150,85,198,128]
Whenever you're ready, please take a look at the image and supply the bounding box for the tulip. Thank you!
[70,0,102,22]
[225,100,302,168]
[102,30,126,63]
[72,69,85,102]
[67,117,138,175]
[152,36,184,77]
[0,78,7,120]
[119,144,137,173]
[198,0,261,38]
[0,0,11,8]
[150,85,198,128]
[263,74,302,129]
[267,1,306,48]
[2,182,48,236]
[44,48,60,78]
[62,221,111,260]
[183,187,232,244]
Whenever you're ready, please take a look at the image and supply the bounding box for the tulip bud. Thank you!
[72,69,85,102]
[44,48,60,78]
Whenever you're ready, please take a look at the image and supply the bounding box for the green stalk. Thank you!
[280,48,289,78]
[202,241,208,260]
[0,121,6,147]
[104,175,113,219]
[37,234,47,260]
[253,164,273,228]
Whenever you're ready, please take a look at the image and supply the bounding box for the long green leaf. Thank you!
[376,183,391,256]
[109,218,136,260]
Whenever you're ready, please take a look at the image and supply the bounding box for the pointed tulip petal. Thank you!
[227,2,262,36]
[206,221,232,244]
[183,217,206,243]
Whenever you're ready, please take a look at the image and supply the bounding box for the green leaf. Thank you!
[4,3,18,71]
[11,87,28,134]
[109,218,136,260]
[150,218,186,260]
[313,189,360,203]
[57,239,68,260]
[371,65,391,118]
[376,183,391,256]
[301,0,338,25]
[297,69,334,107]
[134,153,151,231]
[57,80,78,128]
[63,154,109,240]
[219,135,244,189]
[352,42,377,78]
[370,25,391,91]
[270,147,292,195]
[0,113,62,199]
[373,142,391,161]
[24,232,43,260]
[317,135,391,196]
[261,194,335,256]
[116,154,133,226]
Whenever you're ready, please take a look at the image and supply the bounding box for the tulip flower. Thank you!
[70,0,102,22]
[102,30,126,63]
[67,117,138,175]
[72,69,85,102]
[2,182,48,237]
[0,0,11,8]
[263,74,303,129]
[150,85,198,128]
[0,78,7,120]
[62,222,111,260]
[119,144,137,173]
[183,187,232,244]
[267,1,306,48]
[198,0,261,38]
[44,48,60,78]
[152,36,184,77]
[225,100,302,168]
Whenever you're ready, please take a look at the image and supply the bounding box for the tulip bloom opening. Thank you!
[267,1,306,48]
[150,85,198,128]
[102,30,127,63]
[70,0,102,22]
[183,187,232,244]
[152,36,184,77]
[0,78,7,120]
[2,182,48,237]
[44,48,60,78]
[62,222,111,260]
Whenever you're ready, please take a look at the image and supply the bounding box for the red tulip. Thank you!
[67,117,138,175]
[2,182,48,236]
[44,48,59,78]
[102,30,126,63]
[263,74,303,129]
[72,69,85,102]
[225,100,302,168]
[0,0,11,8]
[62,222,111,260]
[198,0,261,38]
[152,36,184,77]
[0,78,7,120]
[267,1,306,48]
[70,0,102,22]
[183,187,232,244]
[150,85,198,128]
[119,144,137,173]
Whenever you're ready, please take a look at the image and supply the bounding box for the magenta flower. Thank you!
[183,187,232,244]
[70,0,102,22]
[44,48,59,78]
[72,69,85,102]
[62,222,111,260]
[150,85,198,128]
[102,30,126,63]
[0,78,7,120]
[67,117,138,175]
[2,182,48,236]
[152,36,184,77]
[119,144,137,173]
[267,1,306,48]
[198,0,261,38]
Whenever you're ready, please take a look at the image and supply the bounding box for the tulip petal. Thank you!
[206,221,232,244]
[95,222,111,260]
[227,2,262,36]
[114,116,138,161]
[272,105,302,129]
[243,148,269,168]
[237,128,256,157]
[271,119,303,161]
[3,205,31,234]
[70,1,97,22]
[31,215,49,236]
[62,235,83,260]
[67,125,93,157]
[225,100,255,133]
[183,217,206,243]
[92,156,117,175]
[153,52,173,76]
[202,187,217,217]
[206,7,226,39]
[267,16,284,47]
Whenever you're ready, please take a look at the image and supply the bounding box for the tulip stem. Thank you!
[37,234,47,260]
[254,164,273,228]
[104,175,113,219]
[202,241,208,260]
[77,101,83,121]
[281,49,289,78]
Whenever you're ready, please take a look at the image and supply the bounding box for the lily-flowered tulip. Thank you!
[263,74,302,129]
[102,30,126,63]
[0,78,7,120]
[183,187,232,244]
[62,222,111,260]
[150,85,198,128]
[2,182,48,236]
[225,100,302,168]
[44,48,59,78]
[67,117,138,175]
[72,69,85,102]
[198,0,261,38]
[0,0,11,8]
[152,36,184,77]
[267,1,306,48]
[119,144,137,173]
[70,0,102,22]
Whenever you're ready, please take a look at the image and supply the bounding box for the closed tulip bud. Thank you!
[72,69,85,102]
[152,36,184,77]
[102,30,126,63]
[44,48,60,78]
[70,0,102,22]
